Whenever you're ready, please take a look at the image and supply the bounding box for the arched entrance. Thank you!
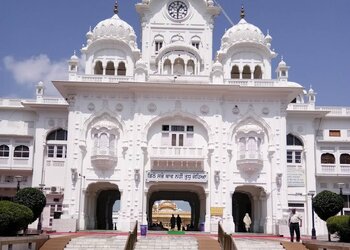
[147,184,206,231]
[232,192,251,232]
[232,185,267,233]
[84,182,120,230]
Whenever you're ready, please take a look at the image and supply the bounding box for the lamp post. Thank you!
[308,191,316,239]
[37,184,45,233]
[338,183,345,215]
[15,175,23,192]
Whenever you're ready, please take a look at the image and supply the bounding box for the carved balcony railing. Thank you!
[236,151,263,174]
[91,147,118,169]
[317,164,350,176]
[149,146,206,171]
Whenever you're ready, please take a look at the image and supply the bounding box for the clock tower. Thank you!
[136,0,220,79]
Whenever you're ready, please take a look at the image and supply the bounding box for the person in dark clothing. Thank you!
[288,208,302,242]
[170,214,176,230]
[176,215,182,231]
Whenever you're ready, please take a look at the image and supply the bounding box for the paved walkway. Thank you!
[135,236,198,250]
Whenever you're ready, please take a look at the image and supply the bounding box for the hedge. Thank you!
[327,215,350,243]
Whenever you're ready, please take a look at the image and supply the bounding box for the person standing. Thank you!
[243,213,252,232]
[170,214,176,230]
[176,215,182,231]
[288,208,302,242]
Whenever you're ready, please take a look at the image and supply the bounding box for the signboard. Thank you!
[287,167,305,187]
[210,207,224,217]
[146,171,208,183]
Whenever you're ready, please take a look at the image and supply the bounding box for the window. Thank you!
[47,145,67,158]
[242,65,251,79]
[321,153,335,164]
[105,61,115,75]
[5,176,14,183]
[253,66,262,79]
[287,134,303,146]
[231,65,239,79]
[155,41,163,52]
[47,129,68,141]
[14,145,29,158]
[162,124,194,147]
[117,62,126,76]
[173,58,185,75]
[192,42,199,49]
[340,153,350,164]
[187,60,195,75]
[0,145,9,157]
[329,130,341,137]
[94,61,103,75]
[287,150,302,163]
[191,36,201,49]
[163,59,171,75]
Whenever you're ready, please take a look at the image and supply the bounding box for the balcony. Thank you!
[91,148,117,169]
[0,157,32,171]
[317,164,350,176]
[236,151,263,174]
[149,146,206,171]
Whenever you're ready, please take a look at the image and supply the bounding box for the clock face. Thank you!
[168,1,188,20]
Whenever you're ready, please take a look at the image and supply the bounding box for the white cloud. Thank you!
[3,54,68,96]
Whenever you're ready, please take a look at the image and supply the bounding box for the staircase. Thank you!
[234,238,284,250]
[281,242,309,250]
[64,235,128,250]
[134,236,198,250]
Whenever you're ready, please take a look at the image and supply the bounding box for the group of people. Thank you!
[170,214,182,231]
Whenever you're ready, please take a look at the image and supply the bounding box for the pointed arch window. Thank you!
[105,61,115,75]
[0,145,9,157]
[174,58,185,75]
[286,134,303,164]
[287,134,303,146]
[117,62,126,76]
[254,66,262,79]
[231,65,239,79]
[242,65,251,79]
[187,60,195,75]
[321,153,335,164]
[163,59,171,75]
[340,153,350,164]
[94,61,103,75]
[47,129,68,159]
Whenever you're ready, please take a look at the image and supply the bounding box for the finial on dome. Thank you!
[240,5,245,19]
[114,0,119,14]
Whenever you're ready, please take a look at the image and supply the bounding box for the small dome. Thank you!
[278,58,287,67]
[212,60,223,71]
[220,18,266,50]
[91,14,137,47]
[265,33,272,44]
[70,51,79,61]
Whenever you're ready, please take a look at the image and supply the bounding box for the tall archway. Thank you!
[232,192,251,232]
[84,182,120,230]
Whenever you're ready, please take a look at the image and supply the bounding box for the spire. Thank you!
[114,0,119,15]
[240,5,245,19]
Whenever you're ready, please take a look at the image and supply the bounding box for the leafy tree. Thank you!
[14,187,46,223]
[0,200,33,236]
[327,215,350,243]
[313,190,344,241]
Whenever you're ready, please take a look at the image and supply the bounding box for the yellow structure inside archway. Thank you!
[151,200,191,230]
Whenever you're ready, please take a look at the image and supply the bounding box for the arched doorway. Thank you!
[84,182,120,230]
[232,192,251,232]
[147,184,206,231]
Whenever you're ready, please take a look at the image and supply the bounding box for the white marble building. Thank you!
[0,0,349,235]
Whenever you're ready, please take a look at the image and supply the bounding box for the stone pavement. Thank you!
[64,235,128,250]
[135,236,198,250]
[233,238,284,250]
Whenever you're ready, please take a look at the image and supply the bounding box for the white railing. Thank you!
[0,99,23,107]
[288,103,313,111]
[150,146,205,159]
[92,148,116,157]
[73,74,134,83]
[316,106,350,116]
[226,79,277,87]
[318,164,350,175]
[238,151,263,161]
[42,97,67,104]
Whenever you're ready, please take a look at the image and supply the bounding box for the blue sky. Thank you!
[1,0,349,106]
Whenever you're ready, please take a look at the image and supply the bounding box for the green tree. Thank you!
[327,215,350,243]
[14,187,46,223]
[313,190,344,241]
[0,200,33,236]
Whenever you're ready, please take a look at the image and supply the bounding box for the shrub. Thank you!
[0,200,33,236]
[313,190,343,221]
[14,187,46,223]
[327,215,350,243]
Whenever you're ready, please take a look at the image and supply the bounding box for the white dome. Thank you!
[92,14,137,47]
[220,18,266,50]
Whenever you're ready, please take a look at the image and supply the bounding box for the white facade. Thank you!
[0,0,349,235]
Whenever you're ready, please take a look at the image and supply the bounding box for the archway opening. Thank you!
[232,192,251,232]
[84,182,120,230]
[147,184,205,231]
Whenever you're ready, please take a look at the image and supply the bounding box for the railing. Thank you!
[318,164,350,175]
[124,221,138,250]
[316,106,350,116]
[150,146,205,159]
[238,151,262,161]
[226,79,277,87]
[72,74,134,83]
[218,222,236,250]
